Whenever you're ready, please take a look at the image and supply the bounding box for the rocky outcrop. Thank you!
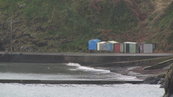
[164,64,173,97]
[144,74,165,84]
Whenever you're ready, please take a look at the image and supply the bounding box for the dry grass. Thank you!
[152,0,173,22]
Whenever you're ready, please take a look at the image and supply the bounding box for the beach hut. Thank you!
[105,42,112,51]
[114,42,123,53]
[124,42,137,53]
[120,43,124,53]
[97,41,107,51]
[123,42,130,53]
[137,43,154,53]
[108,41,118,52]
[130,42,137,53]
[143,44,153,53]
[88,39,101,51]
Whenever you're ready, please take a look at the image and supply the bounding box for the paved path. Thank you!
[0,52,173,57]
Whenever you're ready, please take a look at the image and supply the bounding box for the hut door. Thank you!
[115,44,120,53]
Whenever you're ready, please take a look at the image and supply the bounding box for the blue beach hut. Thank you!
[88,39,101,50]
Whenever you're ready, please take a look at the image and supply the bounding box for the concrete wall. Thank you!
[0,53,64,63]
[0,53,172,66]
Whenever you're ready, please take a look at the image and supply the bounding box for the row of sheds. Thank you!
[88,39,154,53]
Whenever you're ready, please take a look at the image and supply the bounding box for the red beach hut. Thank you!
[114,43,121,53]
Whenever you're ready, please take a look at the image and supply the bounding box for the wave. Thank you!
[66,63,111,73]
[66,63,141,81]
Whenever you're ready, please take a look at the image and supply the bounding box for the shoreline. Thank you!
[0,52,172,85]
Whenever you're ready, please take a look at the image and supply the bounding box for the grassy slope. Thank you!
[148,2,173,51]
[0,0,138,52]
[158,2,173,50]
[0,0,173,52]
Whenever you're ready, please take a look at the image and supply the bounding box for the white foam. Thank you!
[66,63,111,73]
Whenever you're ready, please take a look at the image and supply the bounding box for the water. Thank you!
[0,63,164,97]
[0,63,139,81]
[0,83,164,97]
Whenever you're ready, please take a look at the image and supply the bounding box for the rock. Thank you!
[144,75,165,84]
[163,64,173,97]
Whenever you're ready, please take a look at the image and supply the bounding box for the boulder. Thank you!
[164,64,173,97]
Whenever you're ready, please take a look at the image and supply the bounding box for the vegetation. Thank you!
[0,0,173,52]
[150,2,173,51]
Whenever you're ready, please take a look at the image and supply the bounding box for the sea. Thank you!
[0,62,164,97]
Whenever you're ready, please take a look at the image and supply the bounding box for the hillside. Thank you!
[0,0,173,52]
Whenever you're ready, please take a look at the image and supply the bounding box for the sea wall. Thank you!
[0,53,64,63]
[0,52,172,66]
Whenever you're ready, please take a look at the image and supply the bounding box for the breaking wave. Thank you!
[66,63,111,73]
